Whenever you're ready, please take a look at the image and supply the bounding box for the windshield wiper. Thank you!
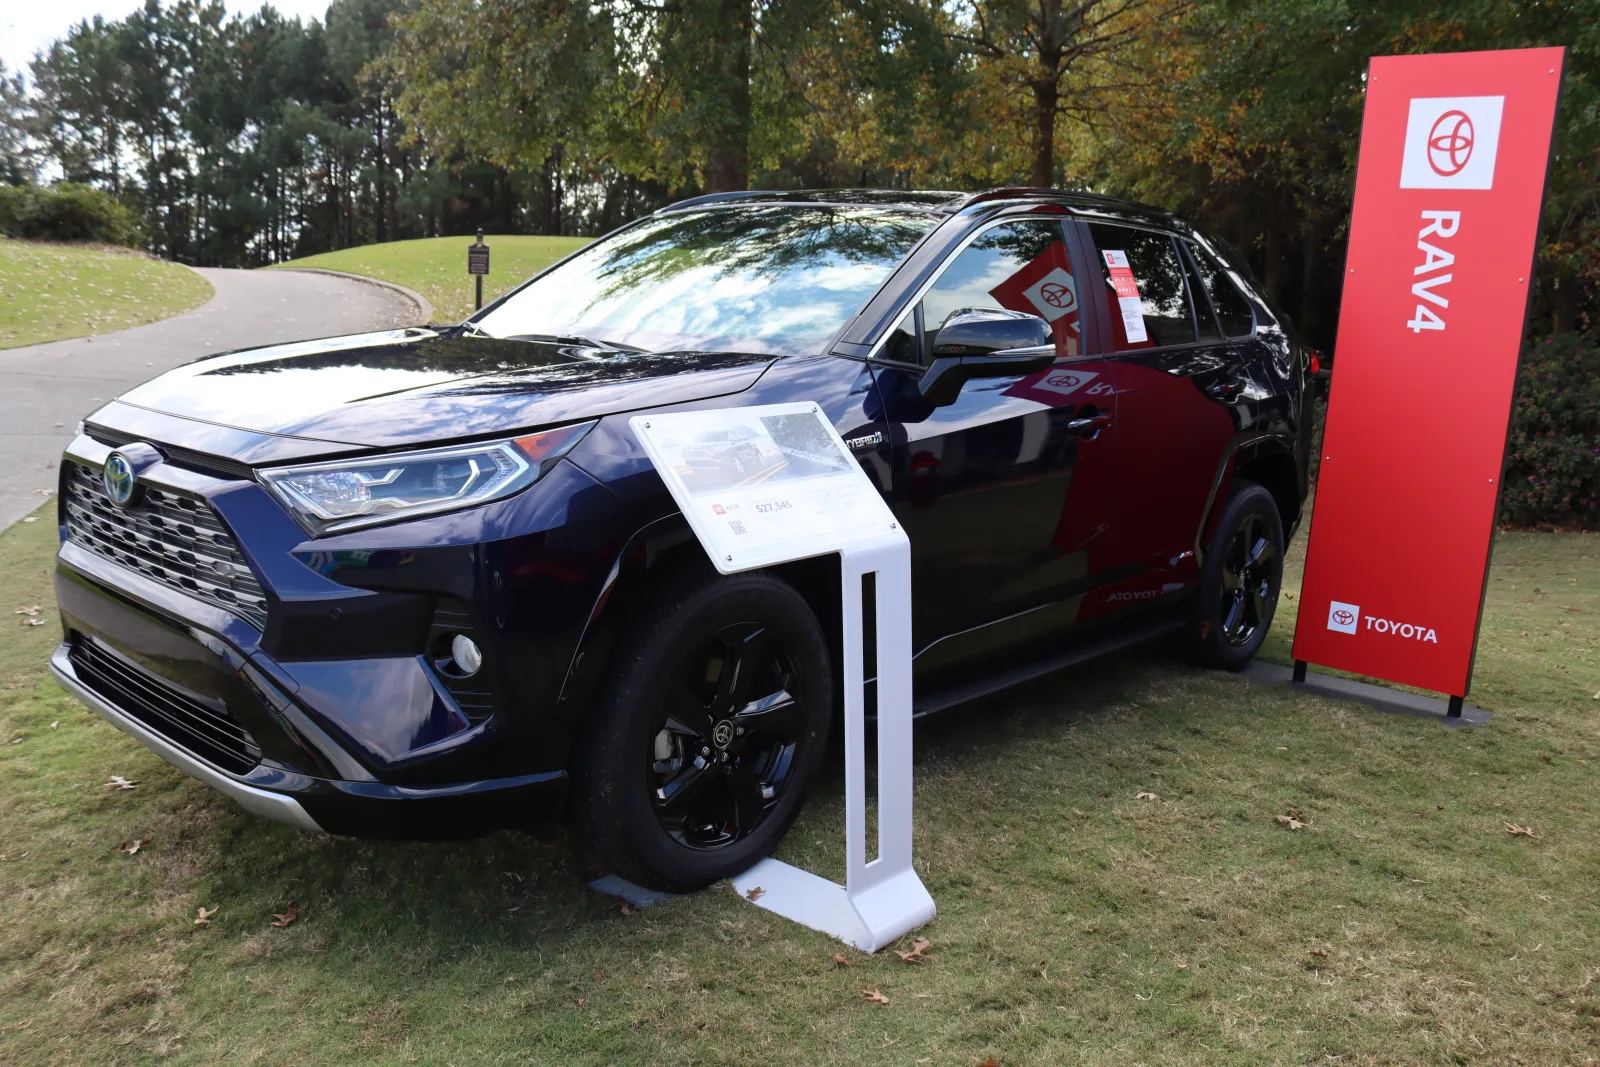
[505,332,647,354]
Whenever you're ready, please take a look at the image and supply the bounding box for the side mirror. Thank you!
[919,308,1055,406]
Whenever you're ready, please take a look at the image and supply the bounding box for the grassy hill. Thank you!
[0,239,212,349]
[271,235,590,324]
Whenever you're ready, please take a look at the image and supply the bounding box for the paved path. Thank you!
[0,267,421,530]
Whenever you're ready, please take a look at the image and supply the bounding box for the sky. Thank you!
[2,0,334,76]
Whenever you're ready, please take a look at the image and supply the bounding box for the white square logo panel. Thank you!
[1399,95,1505,190]
[1327,601,1361,634]
[1021,267,1078,323]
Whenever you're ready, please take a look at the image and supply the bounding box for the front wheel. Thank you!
[1184,479,1284,670]
[575,571,832,892]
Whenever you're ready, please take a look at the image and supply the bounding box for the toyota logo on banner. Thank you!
[1400,95,1504,190]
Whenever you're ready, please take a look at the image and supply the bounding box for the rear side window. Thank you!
[1086,223,1195,349]
[1186,241,1256,338]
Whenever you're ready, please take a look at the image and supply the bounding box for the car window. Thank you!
[881,219,1081,365]
[1086,223,1195,350]
[475,205,936,356]
[1181,244,1223,342]
[1185,241,1256,338]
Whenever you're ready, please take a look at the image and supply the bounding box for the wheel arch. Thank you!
[1194,433,1304,561]
[556,512,844,750]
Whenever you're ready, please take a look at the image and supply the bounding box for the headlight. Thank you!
[259,422,594,535]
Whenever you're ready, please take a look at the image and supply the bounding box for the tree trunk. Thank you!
[1551,268,1579,334]
[701,0,751,193]
[1030,77,1057,188]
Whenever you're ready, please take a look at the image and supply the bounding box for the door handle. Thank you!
[1065,411,1113,435]
[1207,380,1242,402]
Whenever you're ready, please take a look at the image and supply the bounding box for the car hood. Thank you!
[111,329,778,450]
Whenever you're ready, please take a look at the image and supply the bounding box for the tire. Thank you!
[575,571,833,892]
[1184,478,1284,670]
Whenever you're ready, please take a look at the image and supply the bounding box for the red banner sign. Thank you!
[1293,47,1565,697]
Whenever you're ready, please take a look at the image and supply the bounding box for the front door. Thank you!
[868,217,1120,658]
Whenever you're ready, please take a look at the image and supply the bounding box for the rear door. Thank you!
[868,216,1120,655]
[1076,220,1248,610]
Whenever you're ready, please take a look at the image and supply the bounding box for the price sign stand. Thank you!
[631,403,934,952]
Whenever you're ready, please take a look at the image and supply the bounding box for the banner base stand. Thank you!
[588,875,681,909]
[731,858,935,953]
[1245,661,1491,728]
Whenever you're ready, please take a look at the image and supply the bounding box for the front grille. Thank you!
[70,635,262,774]
[63,462,269,630]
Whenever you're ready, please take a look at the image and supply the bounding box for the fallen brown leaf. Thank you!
[1540,752,1551,762]
[106,775,136,791]
[270,901,297,927]
[1275,812,1308,831]
[973,1059,1000,1067]
[862,988,889,1005]
[745,886,765,902]
[13,605,39,616]
[830,953,853,966]
[1505,823,1539,838]
[1134,791,1159,801]
[616,897,632,916]
[113,838,149,856]
[22,618,44,627]
[1309,948,1328,959]
[194,906,218,926]
[894,937,936,964]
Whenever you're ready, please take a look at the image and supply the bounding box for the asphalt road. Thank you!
[0,267,422,531]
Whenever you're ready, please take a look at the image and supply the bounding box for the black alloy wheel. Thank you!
[1185,478,1284,670]
[575,570,832,892]
[1218,511,1275,647]
[648,623,805,849]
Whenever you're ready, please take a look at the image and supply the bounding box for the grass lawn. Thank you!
[1,497,1596,1066]
[271,235,590,325]
[0,240,212,350]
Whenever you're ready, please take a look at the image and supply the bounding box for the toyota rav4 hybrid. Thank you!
[49,189,1311,891]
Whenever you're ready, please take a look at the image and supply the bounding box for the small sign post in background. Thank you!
[631,402,935,952]
[467,228,490,309]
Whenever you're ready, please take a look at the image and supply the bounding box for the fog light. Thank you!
[450,634,483,676]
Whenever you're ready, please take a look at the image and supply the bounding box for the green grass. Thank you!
[0,239,213,349]
[1,496,1597,1065]
[271,236,591,324]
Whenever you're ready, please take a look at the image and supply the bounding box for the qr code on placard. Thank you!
[728,520,747,535]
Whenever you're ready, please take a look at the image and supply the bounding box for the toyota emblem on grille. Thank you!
[103,452,138,507]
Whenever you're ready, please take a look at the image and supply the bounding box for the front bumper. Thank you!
[52,640,570,836]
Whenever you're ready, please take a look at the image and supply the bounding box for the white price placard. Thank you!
[631,402,900,573]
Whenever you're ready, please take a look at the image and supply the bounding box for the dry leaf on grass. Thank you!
[13,606,39,616]
[1134,791,1159,801]
[22,618,44,627]
[830,953,853,966]
[1309,948,1328,959]
[105,775,137,791]
[194,906,218,926]
[20,517,36,524]
[1505,823,1539,838]
[616,898,632,916]
[1275,808,1309,830]
[113,838,149,856]
[894,937,936,964]
[270,901,297,927]
[973,1059,1001,1067]
[862,989,889,1005]
[744,886,765,902]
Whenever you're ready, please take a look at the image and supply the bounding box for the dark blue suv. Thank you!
[49,189,1312,890]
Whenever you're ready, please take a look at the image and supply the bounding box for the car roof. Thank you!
[656,187,1183,228]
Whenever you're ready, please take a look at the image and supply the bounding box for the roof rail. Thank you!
[657,190,782,213]
[951,187,1066,211]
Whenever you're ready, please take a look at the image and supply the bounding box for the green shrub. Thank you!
[1499,333,1599,529]
[0,182,140,246]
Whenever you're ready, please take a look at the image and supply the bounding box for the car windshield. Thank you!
[474,205,936,356]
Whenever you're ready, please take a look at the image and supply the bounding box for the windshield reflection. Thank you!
[476,206,936,356]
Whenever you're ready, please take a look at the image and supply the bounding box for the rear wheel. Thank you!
[1184,479,1284,670]
[575,571,832,892]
